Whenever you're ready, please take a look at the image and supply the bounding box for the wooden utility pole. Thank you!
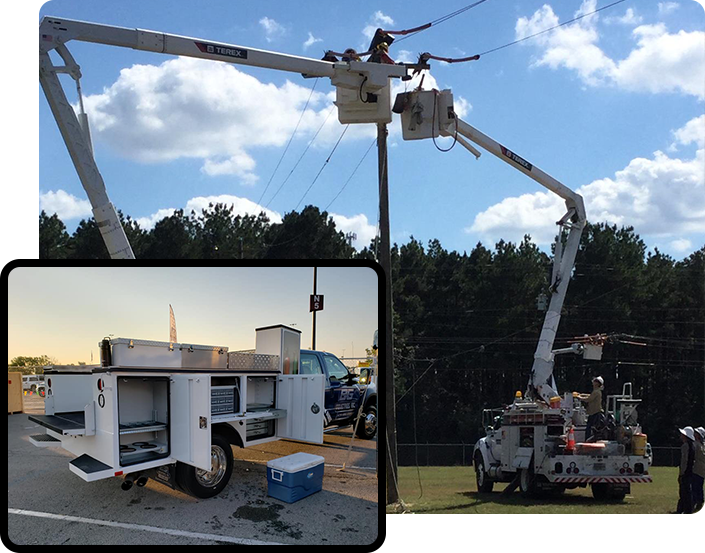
[378,123,398,504]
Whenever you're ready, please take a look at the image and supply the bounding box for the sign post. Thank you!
[310,268,324,349]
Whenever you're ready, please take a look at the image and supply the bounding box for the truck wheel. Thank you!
[592,483,626,501]
[355,405,377,439]
[474,454,494,493]
[519,467,537,497]
[175,434,233,499]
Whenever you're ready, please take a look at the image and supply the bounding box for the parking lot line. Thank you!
[7,508,285,546]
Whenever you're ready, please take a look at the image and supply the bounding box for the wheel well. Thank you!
[212,423,243,448]
[364,394,377,409]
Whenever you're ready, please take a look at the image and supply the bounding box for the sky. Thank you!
[7,265,378,364]
[27,0,705,261]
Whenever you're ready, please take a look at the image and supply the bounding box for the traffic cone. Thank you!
[566,426,576,452]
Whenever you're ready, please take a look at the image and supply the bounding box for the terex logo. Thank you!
[195,41,248,59]
[500,145,533,172]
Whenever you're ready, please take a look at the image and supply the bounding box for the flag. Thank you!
[169,304,177,343]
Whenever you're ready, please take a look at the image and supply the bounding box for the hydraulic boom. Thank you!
[39,16,412,258]
[397,88,587,403]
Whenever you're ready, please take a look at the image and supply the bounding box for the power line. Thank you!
[477,0,629,57]
[294,124,349,211]
[264,106,336,209]
[393,0,493,44]
[323,138,377,212]
[256,78,319,206]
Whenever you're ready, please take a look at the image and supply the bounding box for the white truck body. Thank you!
[29,325,325,496]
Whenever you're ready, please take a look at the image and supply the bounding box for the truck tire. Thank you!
[474,454,494,493]
[175,434,233,499]
[519,467,538,497]
[591,483,626,501]
[355,405,377,439]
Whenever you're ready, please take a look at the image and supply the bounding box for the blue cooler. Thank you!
[266,452,325,503]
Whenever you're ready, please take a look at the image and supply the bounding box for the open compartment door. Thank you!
[276,374,325,444]
[170,374,211,471]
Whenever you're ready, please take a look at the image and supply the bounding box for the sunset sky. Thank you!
[7,266,378,365]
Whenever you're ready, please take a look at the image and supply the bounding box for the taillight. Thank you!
[47,378,52,388]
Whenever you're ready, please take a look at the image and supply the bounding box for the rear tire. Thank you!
[175,434,233,499]
[519,467,538,497]
[592,483,626,501]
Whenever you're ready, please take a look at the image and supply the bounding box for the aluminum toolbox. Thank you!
[110,338,228,369]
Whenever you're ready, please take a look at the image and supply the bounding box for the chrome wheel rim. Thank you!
[196,445,227,488]
[365,412,377,435]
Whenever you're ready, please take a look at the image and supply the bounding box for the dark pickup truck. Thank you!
[300,350,377,439]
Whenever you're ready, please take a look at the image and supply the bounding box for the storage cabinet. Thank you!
[117,377,170,466]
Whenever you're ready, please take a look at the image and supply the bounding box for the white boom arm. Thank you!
[39,16,410,259]
[447,119,586,403]
[406,92,587,403]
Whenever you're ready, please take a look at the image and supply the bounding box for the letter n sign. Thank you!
[310,294,324,312]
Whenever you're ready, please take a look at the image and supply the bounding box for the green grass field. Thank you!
[387,466,680,514]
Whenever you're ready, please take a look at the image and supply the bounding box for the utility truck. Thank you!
[393,88,653,500]
[28,324,328,498]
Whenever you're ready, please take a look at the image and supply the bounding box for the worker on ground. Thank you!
[577,376,604,442]
[693,426,705,512]
[676,426,696,514]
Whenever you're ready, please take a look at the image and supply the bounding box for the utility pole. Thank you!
[312,267,318,350]
[378,122,398,504]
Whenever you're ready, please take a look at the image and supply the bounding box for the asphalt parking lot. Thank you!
[7,395,379,546]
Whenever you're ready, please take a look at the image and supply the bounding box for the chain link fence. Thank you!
[398,443,682,467]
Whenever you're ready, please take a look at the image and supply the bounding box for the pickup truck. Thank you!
[300,350,377,440]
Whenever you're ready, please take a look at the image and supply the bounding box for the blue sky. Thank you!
[7,266,378,364]
[34,0,705,258]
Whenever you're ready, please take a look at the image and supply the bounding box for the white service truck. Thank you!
[395,88,653,500]
[29,324,326,498]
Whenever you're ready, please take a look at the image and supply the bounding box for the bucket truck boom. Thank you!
[396,88,586,403]
[396,87,651,500]
[39,16,414,259]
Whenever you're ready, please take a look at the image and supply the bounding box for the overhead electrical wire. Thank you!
[324,138,377,211]
[391,0,492,44]
[294,124,350,211]
[264,106,335,209]
[256,78,319,206]
[394,0,629,63]
[477,0,629,57]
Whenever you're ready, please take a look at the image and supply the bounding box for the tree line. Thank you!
[389,225,704,460]
[39,207,704,452]
[39,204,357,259]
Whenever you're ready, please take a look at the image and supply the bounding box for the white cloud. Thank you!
[669,237,692,252]
[658,2,680,15]
[670,114,705,149]
[516,2,705,98]
[329,213,377,249]
[134,194,283,231]
[613,24,705,98]
[303,32,323,50]
[605,8,643,26]
[466,118,705,246]
[79,57,349,185]
[39,189,92,220]
[259,16,286,43]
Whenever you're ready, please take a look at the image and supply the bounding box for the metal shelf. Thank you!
[119,420,167,435]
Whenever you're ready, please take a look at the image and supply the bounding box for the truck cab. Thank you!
[300,350,377,440]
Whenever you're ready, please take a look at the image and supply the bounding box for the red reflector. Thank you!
[620,468,625,474]
[115,471,123,476]
[47,378,52,388]
[574,468,579,473]
[627,467,632,473]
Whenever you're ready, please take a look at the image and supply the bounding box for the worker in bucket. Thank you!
[577,376,604,442]
[692,426,705,512]
[676,426,696,514]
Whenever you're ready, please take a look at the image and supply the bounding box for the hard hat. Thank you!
[679,426,695,440]
[592,376,604,386]
[695,427,705,440]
